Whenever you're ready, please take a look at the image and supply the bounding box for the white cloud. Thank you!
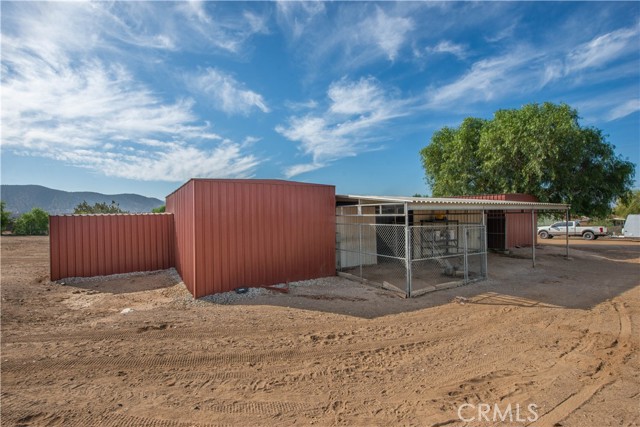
[426,52,535,107]
[276,1,326,39]
[172,1,269,53]
[280,4,416,74]
[328,77,386,115]
[606,98,640,121]
[277,77,409,177]
[285,99,319,111]
[607,99,640,122]
[190,68,270,115]
[368,7,415,61]
[565,24,640,74]
[1,3,260,182]
[426,41,468,59]
[283,162,326,179]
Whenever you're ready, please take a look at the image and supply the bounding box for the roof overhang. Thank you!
[336,195,569,211]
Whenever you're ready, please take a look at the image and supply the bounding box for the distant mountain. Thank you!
[1,185,164,215]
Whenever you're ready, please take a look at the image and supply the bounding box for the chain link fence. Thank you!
[336,220,487,298]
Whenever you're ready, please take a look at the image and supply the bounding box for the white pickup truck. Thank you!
[537,221,608,240]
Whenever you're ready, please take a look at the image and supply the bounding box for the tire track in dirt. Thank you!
[531,301,633,427]
[3,307,560,375]
[1,319,537,376]
[1,409,229,427]
[1,321,360,344]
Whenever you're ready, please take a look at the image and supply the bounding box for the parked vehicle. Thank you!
[537,221,608,240]
[622,214,640,238]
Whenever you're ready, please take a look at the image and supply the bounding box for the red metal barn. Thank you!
[166,179,336,298]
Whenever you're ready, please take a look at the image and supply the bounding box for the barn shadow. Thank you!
[61,270,179,294]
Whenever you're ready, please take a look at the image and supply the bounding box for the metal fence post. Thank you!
[463,227,469,284]
[358,223,363,279]
[404,203,412,298]
[483,224,488,279]
[405,225,412,298]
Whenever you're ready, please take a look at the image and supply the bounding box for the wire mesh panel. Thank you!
[409,224,486,296]
[336,222,407,294]
[336,214,487,297]
[410,224,465,294]
[463,225,487,280]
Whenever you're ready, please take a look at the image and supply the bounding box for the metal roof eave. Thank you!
[337,195,569,211]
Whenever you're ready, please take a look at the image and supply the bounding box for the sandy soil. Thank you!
[1,236,638,426]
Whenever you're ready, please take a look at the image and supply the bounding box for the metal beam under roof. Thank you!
[336,195,569,211]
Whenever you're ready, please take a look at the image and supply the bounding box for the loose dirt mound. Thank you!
[1,236,638,426]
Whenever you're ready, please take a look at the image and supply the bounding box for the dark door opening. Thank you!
[486,211,506,251]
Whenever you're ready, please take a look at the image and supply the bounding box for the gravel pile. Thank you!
[196,276,343,305]
[198,287,269,304]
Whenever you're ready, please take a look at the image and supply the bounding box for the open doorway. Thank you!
[486,211,506,251]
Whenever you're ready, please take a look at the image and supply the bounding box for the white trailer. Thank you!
[622,214,640,238]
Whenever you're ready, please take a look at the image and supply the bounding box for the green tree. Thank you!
[614,189,640,218]
[1,201,14,231]
[420,102,635,217]
[14,208,49,235]
[151,205,166,213]
[73,200,127,214]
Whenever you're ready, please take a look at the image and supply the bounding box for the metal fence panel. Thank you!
[336,220,487,297]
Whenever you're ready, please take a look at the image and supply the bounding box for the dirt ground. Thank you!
[1,236,638,426]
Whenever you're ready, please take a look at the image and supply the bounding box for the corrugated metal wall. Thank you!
[167,179,336,298]
[49,214,174,281]
[166,180,196,295]
[506,211,537,248]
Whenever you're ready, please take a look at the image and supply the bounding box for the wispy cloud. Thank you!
[565,23,639,74]
[425,22,640,109]
[1,2,260,182]
[189,68,270,115]
[573,88,640,124]
[173,0,269,53]
[425,40,468,59]
[426,51,536,107]
[607,99,640,122]
[280,4,416,74]
[368,7,415,61]
[276,1,326,39]
[277,77,409,178]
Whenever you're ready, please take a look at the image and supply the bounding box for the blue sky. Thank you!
[1,1,639,200]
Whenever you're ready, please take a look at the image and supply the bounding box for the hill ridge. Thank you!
[1,184,164,215]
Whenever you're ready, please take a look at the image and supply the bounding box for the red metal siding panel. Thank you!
[180,179,335,298]
[49,214,174,281]
[166,180,196,295]
[506,211,537,248]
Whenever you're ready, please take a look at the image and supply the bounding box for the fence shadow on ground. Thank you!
[233,243,639,319]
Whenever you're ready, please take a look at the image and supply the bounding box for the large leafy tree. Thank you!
[420,102,635,217]
[14,208,49,235]
[1,201,14,231]
[73,200,127,214]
